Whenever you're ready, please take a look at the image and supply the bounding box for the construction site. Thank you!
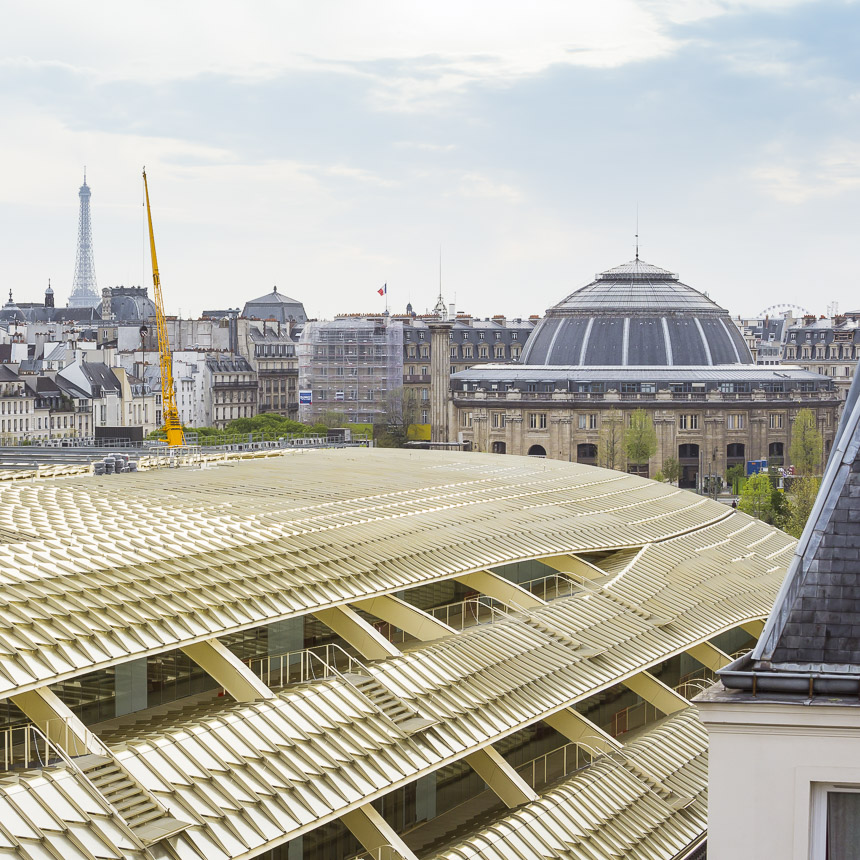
[297,317,404,426]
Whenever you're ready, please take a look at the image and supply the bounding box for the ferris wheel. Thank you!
[756,303,811,318]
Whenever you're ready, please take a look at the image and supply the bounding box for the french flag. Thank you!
[377,283,387,296]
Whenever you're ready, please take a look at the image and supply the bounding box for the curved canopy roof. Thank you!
[521,257,752,367]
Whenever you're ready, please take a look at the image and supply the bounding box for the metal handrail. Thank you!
[0,716,107,772]
[247,642,367,689]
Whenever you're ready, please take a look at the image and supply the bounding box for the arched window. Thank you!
[491,441,506,454]
[577,443,597,464]
[528,444,546,457]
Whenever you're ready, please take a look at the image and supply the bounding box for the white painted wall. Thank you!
[698,696,860,860]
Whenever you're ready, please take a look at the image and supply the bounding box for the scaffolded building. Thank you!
[0,448,795,860]
[297,317,403,424]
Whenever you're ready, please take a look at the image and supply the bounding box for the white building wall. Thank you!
[698,697,860,860]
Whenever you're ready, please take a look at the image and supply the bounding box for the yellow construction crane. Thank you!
[142,168,184,448]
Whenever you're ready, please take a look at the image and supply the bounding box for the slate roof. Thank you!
[750,359,860,674]
[242,287,307,324]
[521,258,753,367]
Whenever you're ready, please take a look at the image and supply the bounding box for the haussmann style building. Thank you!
[448,258,841,487]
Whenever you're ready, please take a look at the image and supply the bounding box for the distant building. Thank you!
[449,258,842,484]
[205,355,258,429]
[297,317,403,425]
[242,286,307,326]
[782,311,860,398]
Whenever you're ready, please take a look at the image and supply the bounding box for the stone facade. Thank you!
[450,372,840,487]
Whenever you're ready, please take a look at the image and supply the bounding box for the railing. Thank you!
[0,717,104,772]
[246,642,366,689]
[429,596,510,631]
[350,847,406,860]
[515,739,593,790]
[520,572,579,602]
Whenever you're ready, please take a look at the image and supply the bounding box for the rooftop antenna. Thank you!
[635,204,639,261]
[433,245,447,318]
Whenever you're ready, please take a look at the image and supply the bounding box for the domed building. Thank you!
[521,258,751,367]
[448,257,841,488]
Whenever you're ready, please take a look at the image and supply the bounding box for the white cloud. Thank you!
[752,140,860,203]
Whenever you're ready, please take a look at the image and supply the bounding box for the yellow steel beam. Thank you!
[741,619,765,638]
[621,671,689,715]
[685,641,732,673]
[181,638,274,702]
[465,745,538,808]
[341,803,419,860]
[314,605,401,661]
[11,687,105,757]
[352,594,456,642]
[455,570,545,610]
[544,708,622,755]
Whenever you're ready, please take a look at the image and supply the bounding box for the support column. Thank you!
[465,745,538,808]
[114,657,148,718]
[415,773,436,823]
[544,708,622,755]
[313,605,401,660]
[11,687,105,757]
[341,803,419,860]
[621,671,689,715]
[181,638,274,702]
[455,570,545,609]
[686,641,732,673]
[428,320,453,443]
[352,595,456,642]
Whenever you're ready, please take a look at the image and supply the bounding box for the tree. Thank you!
[375,388,420,448]
[725,463,744,490]
[661,456,681,485]
[624,409,657,469]
[789,408,823,475]
[785,475,822,538]
[598,409,623,470]
[737,472,775,522]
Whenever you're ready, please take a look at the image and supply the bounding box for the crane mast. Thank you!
[142,169,184,448]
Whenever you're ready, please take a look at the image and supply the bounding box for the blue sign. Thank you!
[299,390,313,405]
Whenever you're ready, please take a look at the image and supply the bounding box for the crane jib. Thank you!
[142,169,184,448]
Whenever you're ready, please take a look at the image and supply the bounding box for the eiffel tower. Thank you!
[68,171,101,309]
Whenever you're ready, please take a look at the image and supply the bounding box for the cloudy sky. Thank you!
[1,0,858,320]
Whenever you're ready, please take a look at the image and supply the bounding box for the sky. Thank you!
[1,0,859,320]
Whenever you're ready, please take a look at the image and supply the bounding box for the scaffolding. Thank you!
[297,318,404,425]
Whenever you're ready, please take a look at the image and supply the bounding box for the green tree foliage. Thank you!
[737,472,775,522]
[785,475,822,538]
[598,409,623,470]
[789,408,823,475]
[623,409,657,466]
[375,388,421,448]
[661,456,681,485]
[725,464,744,489]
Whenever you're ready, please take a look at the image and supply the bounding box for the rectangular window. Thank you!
[769,413,784,429]
[727,413,745,430]
[491,411,507,429]
[460,410,473,427]
[578,413,598,430]
[529,412,547,430]
[811,784,860,860]
[679,414,699,430]
[494,346,505,359]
